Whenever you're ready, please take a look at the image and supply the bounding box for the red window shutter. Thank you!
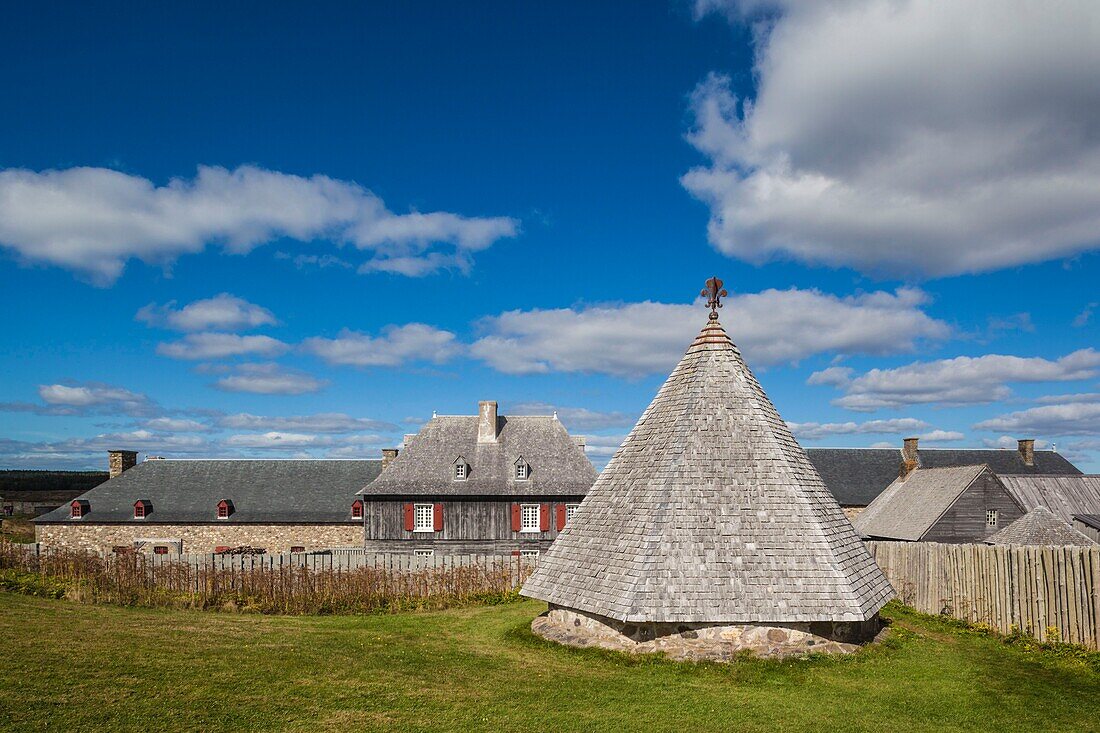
[433,503,444,531]
[556,503,567,531]
[511,503,521,532]
[215,546,229,553]
[539,503,550,532]
[511,550,521,557]
[403,503,415,531]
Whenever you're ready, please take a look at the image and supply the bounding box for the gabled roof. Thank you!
[521,316,893,624]
[998,475,1100,524]
[35,459,380,524]
[361,415,595,497]
[804,447,1081,507]
[854,465,989,541]
[986,506,1097,546]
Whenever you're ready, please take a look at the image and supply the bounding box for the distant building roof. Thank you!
[1076,514,1100,531]
[361,413,596,497]
[998,475,1100,524]
[805,447,1081,507]
[986,506,1097,546]
[854,465,989,541]
[523,313,893,624]
[34,459,380,524]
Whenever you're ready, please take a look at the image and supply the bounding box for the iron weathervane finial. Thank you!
[701,276,728,320]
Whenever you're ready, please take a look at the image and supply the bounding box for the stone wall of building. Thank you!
[35,523,362,554]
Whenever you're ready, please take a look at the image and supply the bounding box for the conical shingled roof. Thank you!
[986,506,1097,546]
[521,315,894,623]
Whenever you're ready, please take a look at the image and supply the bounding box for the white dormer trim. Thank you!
[514,456,529,481]
[452,456,468,481]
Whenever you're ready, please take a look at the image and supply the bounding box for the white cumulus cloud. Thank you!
[0,164,518,284]
[302,323,461,367]
[471,287,948,378]
[157,333,289,360]
[136,294,277,332]
[686,1,1100,277]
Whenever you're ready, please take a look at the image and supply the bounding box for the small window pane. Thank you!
[521,504,540,532]
[414,549,435,558]
[986,510,998,527]
[566,504,579,523]
[414,503,434,532]
[520,549,540,558]
[515,463,528,480]
[454,463,466,480]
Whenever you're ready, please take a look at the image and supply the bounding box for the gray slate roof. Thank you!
[521,317,894,624]
[361,415,596,497]
[804,447,1080,507]
[985,506,1097,546]
[853,465,988,541]
[35,459,380,524]
[999,475,1100,524]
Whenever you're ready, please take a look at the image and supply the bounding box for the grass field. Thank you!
[1,593,1098,732]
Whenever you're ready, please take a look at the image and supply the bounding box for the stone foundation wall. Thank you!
[842,506,865,521]
[35,523,362,554]
[534,604,883,661]
[363,538,557,555]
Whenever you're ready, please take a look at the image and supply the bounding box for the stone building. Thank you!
[1,470,108,518]
[357,401,597,556]
[34,452,380,554]
[522,280,893,660]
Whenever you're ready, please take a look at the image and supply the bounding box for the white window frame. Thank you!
[414,549,435,558]
[565,503,580,524]
[515,461,528,481]
[986,509,998,527]
[520,504,540,533]
[453,461,467,481]
[520,549,540,559]
[413,503,435,532]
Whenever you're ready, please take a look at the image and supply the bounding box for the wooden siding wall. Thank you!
[867,541,1100,649]
[923,472,1025,543]
[361,498,583,542]
[1073,519,1100,545]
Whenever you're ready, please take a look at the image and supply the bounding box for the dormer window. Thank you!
[217,499,234,519]
[351,499,364,519]
[453,457,468,481]
[70,500,88,519]
[514,458,529,481]
[133,500,151,519]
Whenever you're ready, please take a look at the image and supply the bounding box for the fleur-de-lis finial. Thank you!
[701,276,728,321]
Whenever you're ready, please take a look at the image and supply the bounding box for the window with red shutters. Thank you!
[511,503,522,532]
[70,501,84,519]
[215,546,230,553]
[153,546,168,555]
[555,503,567,531]
[133,500,148,519]
[433,503,444,532]
[290,546,305,553]
[403,503,415,532]
[351,499,363,519]
[539,503,550,532]
[217,499,233,519]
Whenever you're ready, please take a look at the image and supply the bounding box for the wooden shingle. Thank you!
[521,316,894,623]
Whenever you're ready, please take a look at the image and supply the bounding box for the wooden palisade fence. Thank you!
[867,541,1100,649]
[0,542,534,614]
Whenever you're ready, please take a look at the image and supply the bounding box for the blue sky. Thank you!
[1,1,1098,471]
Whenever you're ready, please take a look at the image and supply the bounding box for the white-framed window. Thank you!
[414,549,435,558]
[414,503,434,532]
[566,503,580,524]
[515,461,528,481]
[454,462,467,481]
[520,549,540,559]
[986,509,998,527]
[520,504,540,533]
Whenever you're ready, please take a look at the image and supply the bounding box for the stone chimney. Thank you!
[403,434,416,448]
[1018,438,1035,467]
[381,448,399,469]
[573,435,586,453]
[108,450,138,479]
[899,437,919,480]
[477,400,499,443]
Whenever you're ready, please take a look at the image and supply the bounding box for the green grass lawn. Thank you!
[1,593,1097,732]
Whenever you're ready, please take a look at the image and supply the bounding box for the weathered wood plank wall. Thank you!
[867,541,1100,649]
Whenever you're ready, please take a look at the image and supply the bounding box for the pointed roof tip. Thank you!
[687,316,734,351]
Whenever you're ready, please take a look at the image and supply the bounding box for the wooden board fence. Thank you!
[866,541,1100,649]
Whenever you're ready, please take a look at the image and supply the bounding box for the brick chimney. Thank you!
[108,450,138,479]
[477,400,499,443]
[899,437,919,480]
[381,448,399,469]
[1018,438,1035,467]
